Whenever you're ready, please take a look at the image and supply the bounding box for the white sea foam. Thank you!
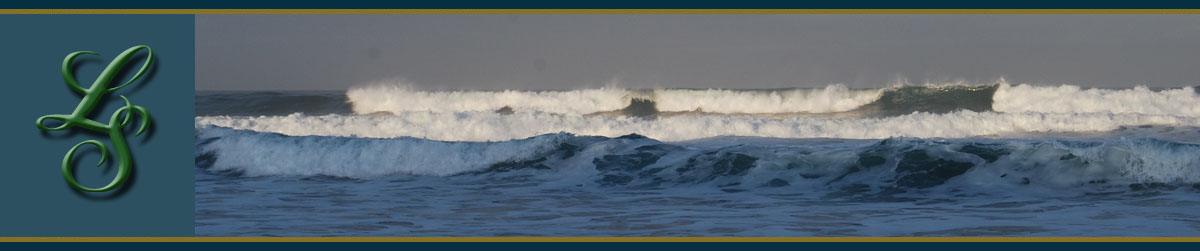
[980,138,1200,186]
[651,84,882,113]
[346,84,884,115]
[195,110,1200,142]
[347,83,1200,117]
[993,83,1200,116]
[1117,138,1200,183]
[346,85,633,115]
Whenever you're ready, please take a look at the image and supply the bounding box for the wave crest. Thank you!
[195,111,1200,142]
[347,85,634,115]
[346,84,887,115]
[196,127,1200,190]
[994,84,1200,116]
[652,84,883,114]
[195,126,580,178]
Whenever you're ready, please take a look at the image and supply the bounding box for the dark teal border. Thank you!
[2,1,1199,9]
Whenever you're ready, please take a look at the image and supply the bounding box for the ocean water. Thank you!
[195,83,1200,236]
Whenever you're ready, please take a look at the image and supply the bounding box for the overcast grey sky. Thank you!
[197,15,1200,91]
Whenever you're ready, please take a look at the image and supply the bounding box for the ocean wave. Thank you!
[993,83,1200,116]
[196,91,351,116]
[206,83,1200,118]
[196,126,1200,190]
[346,85,634,115]
[195,111,1200,142]
[195,126,580,178]
[346,84,887,115]
[651,84,883,113]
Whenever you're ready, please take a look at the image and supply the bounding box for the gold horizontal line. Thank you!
[1,9,1200,14]
[2,237,1200,242]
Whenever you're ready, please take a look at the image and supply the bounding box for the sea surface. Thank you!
[195,83,1200,236]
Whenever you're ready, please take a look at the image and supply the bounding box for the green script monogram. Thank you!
[35,46,153,192]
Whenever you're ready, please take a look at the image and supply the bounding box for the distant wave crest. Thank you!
[993,84,1200,116]
[337,83,1200,117]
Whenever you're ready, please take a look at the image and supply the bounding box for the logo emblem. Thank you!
[35,46,153,192]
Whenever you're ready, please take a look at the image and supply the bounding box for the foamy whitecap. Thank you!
[993,83,1200,116]
[346,84,886,115]
[652,84,883,113]
[195,110,1200,142]
[347,85,633,115]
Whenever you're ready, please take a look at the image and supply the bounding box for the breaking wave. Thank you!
[329,83,1200,117]
[993,84,1200,116]
[195,111,1200,142]
[196,126,1200,191]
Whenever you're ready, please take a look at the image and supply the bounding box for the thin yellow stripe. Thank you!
[1,237,1200,242]
[1,9,1200,14]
